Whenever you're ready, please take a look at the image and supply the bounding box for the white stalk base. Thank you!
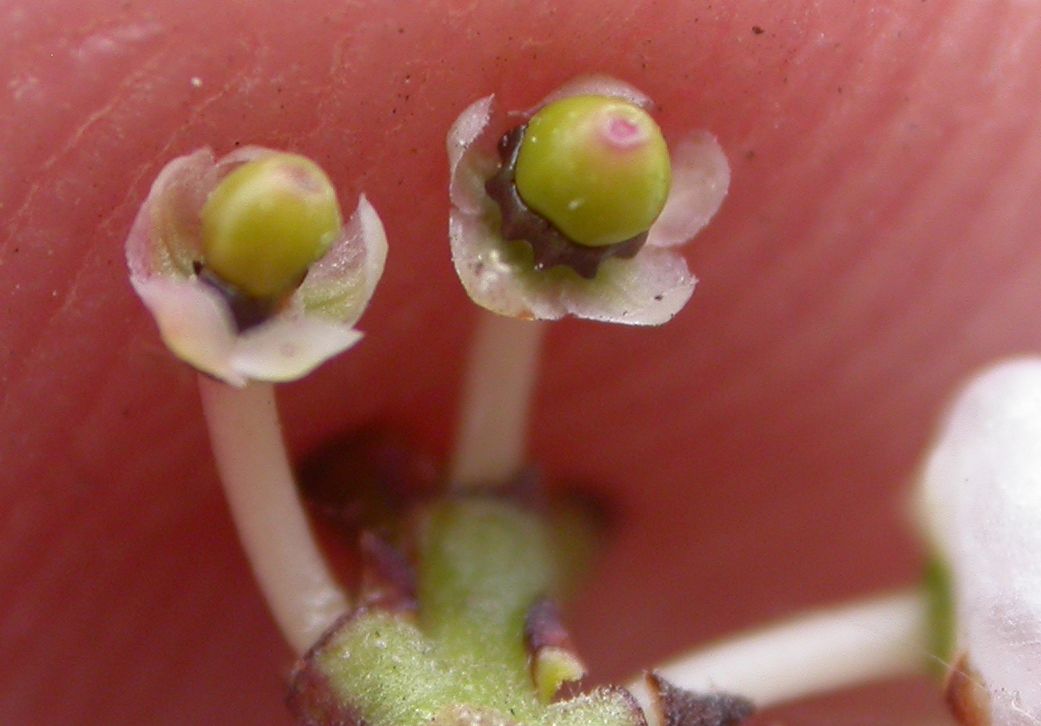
[449,311,546,488]
[199,376,350,655]
[630,589,928,721]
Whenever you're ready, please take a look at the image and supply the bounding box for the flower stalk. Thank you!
[449,311,546,488]
[199,376,349,654]
[630,589,929,716]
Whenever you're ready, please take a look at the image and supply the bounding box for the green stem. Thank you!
[291,496,642,726]
[417,498,558,717]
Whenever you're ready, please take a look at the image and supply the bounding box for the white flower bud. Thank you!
[920,358,1041,725]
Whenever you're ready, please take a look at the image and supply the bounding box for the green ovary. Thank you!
[514,95,671,248]
[201,153,343,299]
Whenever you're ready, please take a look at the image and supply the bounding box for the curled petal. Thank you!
[450,209,694,325]
[229,316,363,383]
[296,194,388,326]
[447,95,496,215]
[127,147,386,385]
[132,276,365,386]
[920,358,1041,725]
[534,74,653,112]
[126,148,215,280]
[213,143,281,170]
[646,132,731,249]
[131,277,242,385]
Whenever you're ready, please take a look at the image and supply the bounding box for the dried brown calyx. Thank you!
[646,673,755,726]
[945,654,992,726]
[484,126,646,280]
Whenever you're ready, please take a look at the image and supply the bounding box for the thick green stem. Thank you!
[290,496,642,726]
[417,498,559,718]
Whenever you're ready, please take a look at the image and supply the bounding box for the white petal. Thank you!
[229,317,363,382]
[126,148,216,281]
[131,277,244,386]
[447,95,496,214]
[536,75,653,111]
[295,194,388,326]
[214,144,279,169]
[449,208,695,326]
[920,358,1041,725]
[647,131,731,248]
[565,248,696,325]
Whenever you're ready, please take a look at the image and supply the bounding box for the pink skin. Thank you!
[2,1,1040,723]
[603,114,646,150]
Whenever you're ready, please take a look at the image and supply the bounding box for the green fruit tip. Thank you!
[201,153,343,300]
[514,95,671,248]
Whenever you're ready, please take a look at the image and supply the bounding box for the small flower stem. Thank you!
[449,310,546,488]
[198,376,350,655]
[630,589,929,720]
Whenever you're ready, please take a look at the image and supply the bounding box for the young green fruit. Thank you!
[201,153,343,299]
[514,95,671,248]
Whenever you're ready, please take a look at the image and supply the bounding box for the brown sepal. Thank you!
[485,126,646,280]
[524,598,587,701]
[645,673,754,726]
[358,531,418,615]
[945,654,992,726]
[525,598,579,658]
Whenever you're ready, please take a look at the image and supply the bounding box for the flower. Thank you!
[126,146,387,387]
[918,358,1041,725]
[447,76,730,325]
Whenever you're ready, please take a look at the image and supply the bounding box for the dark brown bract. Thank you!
[485,126,646,280]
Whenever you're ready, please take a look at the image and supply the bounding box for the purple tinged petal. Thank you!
[126,147,215,280]
[126,147,385,385]
[131,276,243,385]
[535,75,653,112]
[571,248,696,325]
[228,317,363,383]
[213,144,280,169]
[449,206,695,325]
